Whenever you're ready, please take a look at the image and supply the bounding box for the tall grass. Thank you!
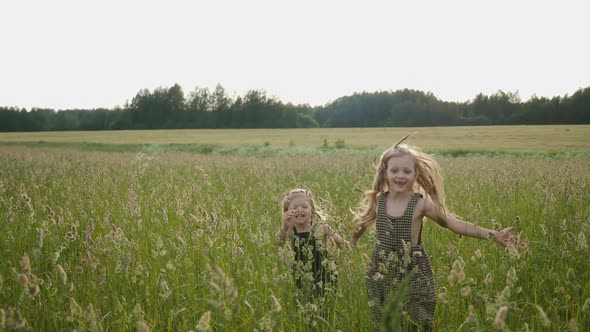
[0,146,588,331]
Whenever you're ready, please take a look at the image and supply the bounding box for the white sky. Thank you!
[1,0,589,110]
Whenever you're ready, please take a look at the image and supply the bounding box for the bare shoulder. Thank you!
[414,195,427,217]
[415,195,441,223]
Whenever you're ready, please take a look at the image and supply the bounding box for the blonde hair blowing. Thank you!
[356,144,448,229]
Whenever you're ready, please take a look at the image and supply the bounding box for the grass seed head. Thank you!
[196,311,211,332]
[535,305,550,328]
[21,254,31,275]
[493,305,508,331]
[136,320,151,332]
[17,273,29,286]
[57,264,67,285]
[28,283,40,296]
[460,286,472,297]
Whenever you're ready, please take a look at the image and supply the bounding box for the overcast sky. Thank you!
[1,0,588,110]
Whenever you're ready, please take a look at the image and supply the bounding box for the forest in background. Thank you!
[1,84,589,132]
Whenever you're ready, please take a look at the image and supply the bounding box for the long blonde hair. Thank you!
[356,143,448,231]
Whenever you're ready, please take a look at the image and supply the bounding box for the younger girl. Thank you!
[352,137,515,330]
[275,188,347,301]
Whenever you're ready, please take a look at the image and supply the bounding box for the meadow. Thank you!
[0,125,589,331]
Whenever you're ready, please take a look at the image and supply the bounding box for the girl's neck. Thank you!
[294,223,312,233]
[388,190,412,201]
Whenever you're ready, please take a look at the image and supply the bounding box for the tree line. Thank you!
[1,84,588,132]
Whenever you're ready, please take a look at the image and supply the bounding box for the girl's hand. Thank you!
[343,240,353,252]
[276,210,296,245]
[282,210,296,232]
[494,226,516,247]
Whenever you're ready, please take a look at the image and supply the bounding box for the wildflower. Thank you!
[514,215,521,225]
[76,266,84,274]
[196,311,211,332]
[493,305,508,331]
[475,202,481,210]
[136,320,151,332]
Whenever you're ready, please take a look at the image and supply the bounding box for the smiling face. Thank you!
[385,153,417,193]
[286,193,313,227]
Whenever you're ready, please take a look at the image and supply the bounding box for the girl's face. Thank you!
[385,154,417,193]
[287,194,313,226]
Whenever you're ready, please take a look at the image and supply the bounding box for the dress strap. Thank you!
[377,192,387,215]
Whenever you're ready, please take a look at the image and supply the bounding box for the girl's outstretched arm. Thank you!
[350,223,368,247]
[321,224,350,249]
[421,199,516,247]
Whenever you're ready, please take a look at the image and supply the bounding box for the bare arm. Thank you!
[350,222,368,247]
[275,211,295,246]
[422,200,515,247]
[321,224,349,249]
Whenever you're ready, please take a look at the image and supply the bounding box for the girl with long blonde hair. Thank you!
[352,137,515,330]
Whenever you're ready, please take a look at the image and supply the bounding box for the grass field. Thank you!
[1,126,589,331]
[1,125,589,152]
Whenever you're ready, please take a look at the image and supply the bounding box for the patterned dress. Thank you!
[291,223,337,300]
[367,192,437,327]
